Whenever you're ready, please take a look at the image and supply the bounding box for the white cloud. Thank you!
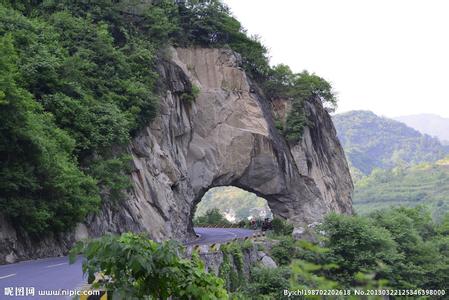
[223,0,449,117]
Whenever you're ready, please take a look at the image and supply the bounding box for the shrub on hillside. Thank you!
[271,217,294,236]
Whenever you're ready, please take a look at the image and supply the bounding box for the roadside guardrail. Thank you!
[186,230,266,255]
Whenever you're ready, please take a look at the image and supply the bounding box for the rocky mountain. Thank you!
[0,47,353,263]
[333,110,449,176]
[394,113,449,143]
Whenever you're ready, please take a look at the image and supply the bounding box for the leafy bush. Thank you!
[180,84,200,103]
[321,213,398,286]
[270,237,297,266]
[241,266,291,299]
[264,65,336,141]
[271,217,294,236]
[239,207,449,296]
[70,233,227,299]
[318,207,449,290]
[194,208,231,226]
[289,242,388,297]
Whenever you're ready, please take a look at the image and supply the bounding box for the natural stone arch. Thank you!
[175,48,352,236]
[0,47,352,263]
[90,47,352,241]
[193,186,272,223]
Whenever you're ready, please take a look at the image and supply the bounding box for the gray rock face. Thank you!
[292,227,306,240]
[257,251,277,268]
[0,48,352,264]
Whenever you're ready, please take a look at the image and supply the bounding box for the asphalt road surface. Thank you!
[185,227,255,245]
[0,256,85,299]
[0,227,254,299]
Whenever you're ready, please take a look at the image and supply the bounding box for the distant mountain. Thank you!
[353,158,449,220]
[333,111,449,175]
[394,114,449,143]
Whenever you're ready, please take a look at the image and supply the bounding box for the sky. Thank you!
[223,0,449,118]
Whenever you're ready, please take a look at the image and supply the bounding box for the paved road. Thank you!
[0,256,85,299]
[185,227,255,245]
[0,228,254,299]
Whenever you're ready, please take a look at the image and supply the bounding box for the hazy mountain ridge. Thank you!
[394,113,449,143]
[333,110,449,175]
[333,110,449,218]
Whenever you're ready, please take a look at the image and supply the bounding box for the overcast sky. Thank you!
[223,0,449,118]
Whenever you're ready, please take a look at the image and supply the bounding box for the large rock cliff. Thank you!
[0,48,352,264]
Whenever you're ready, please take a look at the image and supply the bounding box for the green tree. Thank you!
[321,213,398,286]
[70,233,227,299]
[0,34,99,234]
[194,208,230,225]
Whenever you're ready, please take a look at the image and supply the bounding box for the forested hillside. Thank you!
[333,110,449,176]
[354,158,449,220]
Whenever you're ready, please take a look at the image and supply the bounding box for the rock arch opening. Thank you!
[193,186,273,225]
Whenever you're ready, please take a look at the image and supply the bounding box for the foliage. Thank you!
[260,207,449,293]
[69,233,227,299]
[333,110,449,176]
[271,217,294,236]
[320,213,398,286]
[289,241,388,300]
[319,207,449,290]
[270,237,297,266]
[194,208,231,226]
[353,160,449,220]
[265,65,336,141]
[219,240,291,299]
[219,242,246,292]
[0,34,100,235]
[241,266,291,299]
[0,2,163,233]
[174,0,270,79]
[180,84,200,103]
